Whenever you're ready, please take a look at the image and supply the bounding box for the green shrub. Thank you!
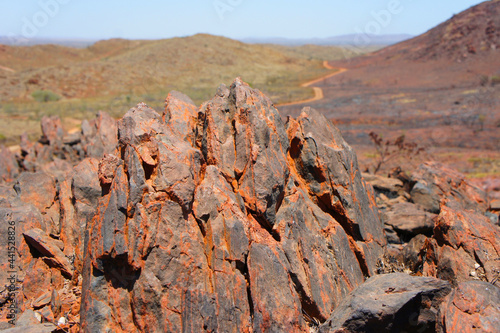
[491,75,500,86]
[31,90,61,102]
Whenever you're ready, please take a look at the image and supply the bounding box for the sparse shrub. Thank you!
[478,114,486,131]
[368,132,424,174]
[31,90,61,102]
[491,75,500,86]
[2,103,18,114]
[0,133,6,141]
[480,75,500,86]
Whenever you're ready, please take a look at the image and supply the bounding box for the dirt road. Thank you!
[277,60,347,107]
[0,65,15,73]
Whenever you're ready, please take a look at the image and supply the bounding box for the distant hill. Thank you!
[278,0,500,157]
[0,34,372,143]
[240,34,413,46]
[0,37,97,48]
[0,34,413,48]
[0,34,361,105]
[361,0,500,63]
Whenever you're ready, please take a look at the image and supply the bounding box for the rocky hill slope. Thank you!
[0,80,498,332]
[279,0,500,177]
[373,0,500,63]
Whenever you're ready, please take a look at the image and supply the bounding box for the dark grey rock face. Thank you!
[319,273,452,333]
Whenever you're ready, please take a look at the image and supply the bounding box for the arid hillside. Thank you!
[279,0,500,178]
[0,34,356,105]
[0,34,364,144]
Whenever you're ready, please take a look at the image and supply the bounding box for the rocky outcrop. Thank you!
[382,202,436,240]
[369,162,495,247]
[80,78,385,332]
[17,112,117,173]
[0,146,19,183]
[369,162,500,294]
[1,78,498,332]
[0,111,115,330]
[80,111,118,159]
[414,201,500,286]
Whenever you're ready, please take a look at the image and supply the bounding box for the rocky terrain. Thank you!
[0,78,498,332]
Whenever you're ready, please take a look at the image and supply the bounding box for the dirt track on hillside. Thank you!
[0,65,15,73]
[277,60,347,107]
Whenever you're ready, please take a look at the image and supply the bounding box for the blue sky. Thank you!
[1,0,485,41]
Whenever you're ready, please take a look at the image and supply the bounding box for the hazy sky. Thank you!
[1,0,485,41]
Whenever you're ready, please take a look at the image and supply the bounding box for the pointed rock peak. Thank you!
[123,102,162,121]
[98,154,122,186]
[40,115,64,145]
[164,90,198,144]
[118,102,166,146]
[165,91,195,107]
[231,76,249,88]
[135,102,151,110]
[298,106,323,120]
[215,83,230,98]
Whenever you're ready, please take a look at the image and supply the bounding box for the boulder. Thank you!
[22,228,73,278]
[403,200,500,286]
[362,172,406,197]
[410,162,488,214]
[319,273,451,333]
[437,281,500,333]
[431,201,500,284]
[403,234,430,272]
[382,202,436,241]
[0,146,19,183]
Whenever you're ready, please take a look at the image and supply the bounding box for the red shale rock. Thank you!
[22,228,73,278]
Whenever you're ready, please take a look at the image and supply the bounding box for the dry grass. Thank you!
[0,34,367,143]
